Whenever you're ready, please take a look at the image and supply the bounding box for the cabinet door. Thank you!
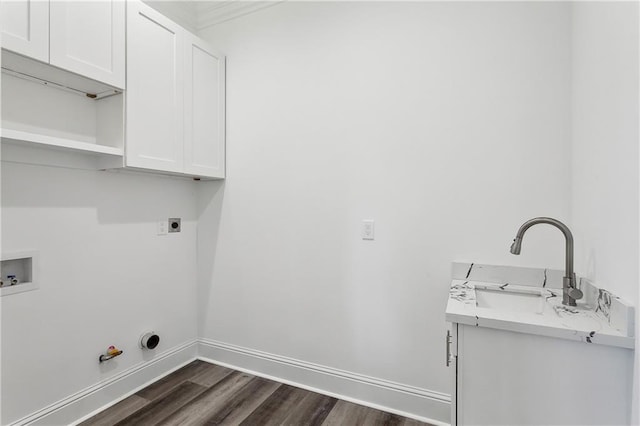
[183,34,226,178]
[126,0,184,173]
[0,0,49,63]
[49,1,125,89]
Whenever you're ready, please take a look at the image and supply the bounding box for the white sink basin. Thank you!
[475,287,549,314]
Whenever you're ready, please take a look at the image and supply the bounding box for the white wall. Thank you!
[570,2,639,423]
[1,163,199,424]
[571,1,639,314]
[197,2,572,421]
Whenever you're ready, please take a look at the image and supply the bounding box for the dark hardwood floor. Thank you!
[80,360,432,426]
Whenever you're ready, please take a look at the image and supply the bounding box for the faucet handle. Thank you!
[568,287,583,301]
[569,273,583,301]
[563,275,584,304]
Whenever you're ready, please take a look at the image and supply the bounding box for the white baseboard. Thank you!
[197,338,451,426]
[9,339,198,426]
[9,338,451,426]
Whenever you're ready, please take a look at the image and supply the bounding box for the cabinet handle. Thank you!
[446,330,452,367]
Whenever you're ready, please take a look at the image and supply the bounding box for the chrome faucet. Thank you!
[510,217,583,306]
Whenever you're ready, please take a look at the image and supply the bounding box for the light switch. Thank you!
[157,221,168,235]
[362,219,375,240]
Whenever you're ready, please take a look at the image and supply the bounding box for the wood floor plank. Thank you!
[202,377,281,425]
[156,371,255,426]
[136,360,213,401]
[280,390,338,426]
[190,363,235,388]
[79,395,150,426]
[239,384,310,426]
[114,381,208,426]
[85,361,434,426]
[321,400,370,425]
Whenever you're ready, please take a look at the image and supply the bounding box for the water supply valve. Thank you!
[99,345,123,363]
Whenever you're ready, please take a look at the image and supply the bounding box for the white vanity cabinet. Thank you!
[1,0,125,89]
[0,0,49,63]
[446,263,635,426]
[126,0,226,179]
[448,323,633,426]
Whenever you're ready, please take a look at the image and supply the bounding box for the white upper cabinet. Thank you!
[49,1,125,89]
[126,0,184,173]
[184,34,226,178]
[1,0,225,179]
[0,0,124,89]
[126,1,226,179]
[0,0,49,62]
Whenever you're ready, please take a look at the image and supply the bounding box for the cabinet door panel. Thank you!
[184,34,225,178]
[126,1,184,173]
[457,325,631,425]
[49,1,125,89]
[0,0,49,63]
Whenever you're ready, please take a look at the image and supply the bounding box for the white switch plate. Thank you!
[157,221,168,235]
[362,219,375,240]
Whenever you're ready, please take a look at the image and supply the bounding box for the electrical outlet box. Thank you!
[169,218,181,233]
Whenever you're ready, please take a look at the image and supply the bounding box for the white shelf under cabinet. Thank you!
[1,128,124,156]
[1,128,124,170]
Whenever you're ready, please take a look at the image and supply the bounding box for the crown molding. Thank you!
[197,1,284,30]
[143,1,199,33]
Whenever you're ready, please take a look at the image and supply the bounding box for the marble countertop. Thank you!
[445,263,635,349]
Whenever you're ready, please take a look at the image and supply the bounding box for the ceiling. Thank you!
[143,0,283,33]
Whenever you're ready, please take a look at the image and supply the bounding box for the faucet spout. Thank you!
[509,236,522,255]
[510,217,582,306]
